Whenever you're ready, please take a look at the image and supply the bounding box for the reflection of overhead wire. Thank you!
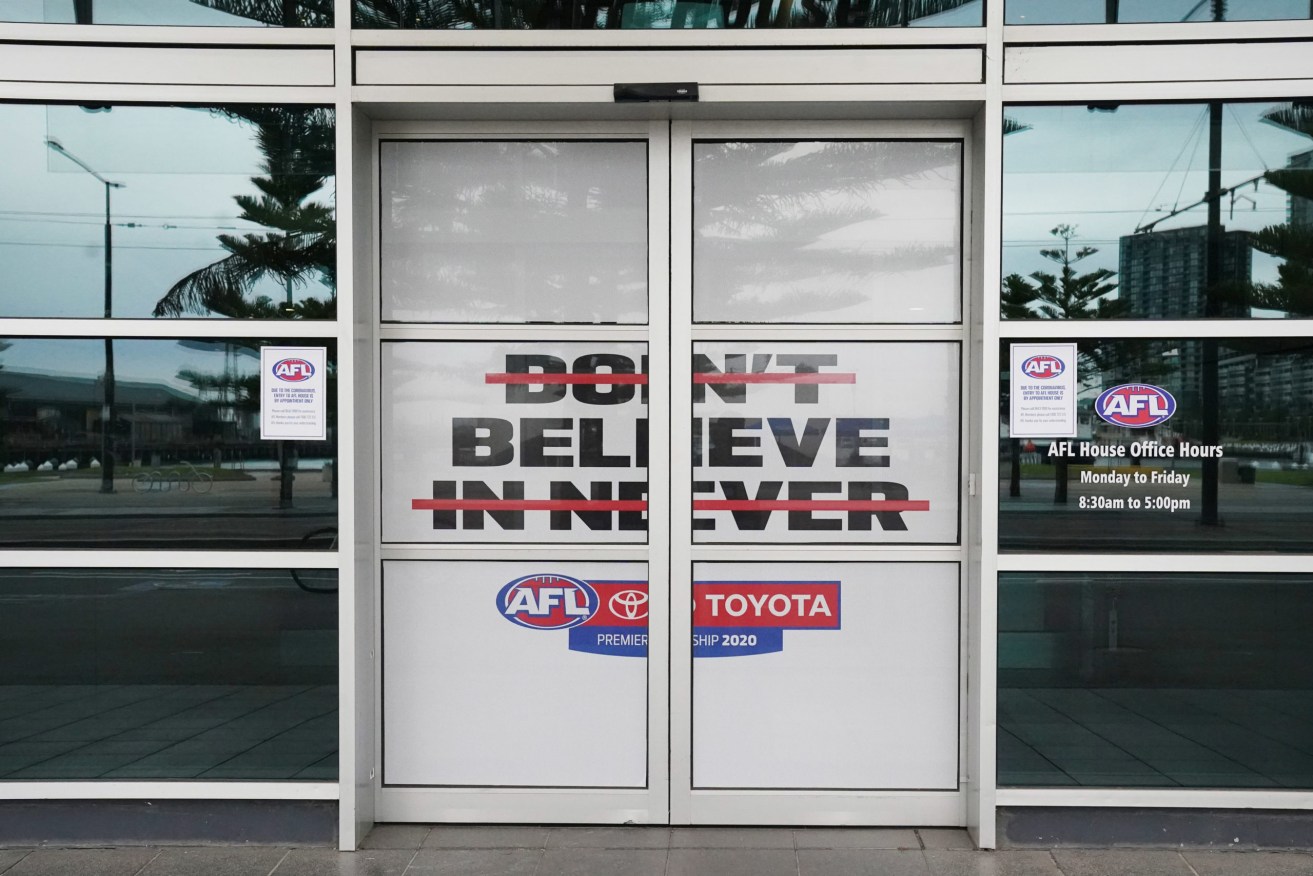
[0,216,244,231]
[1227,104,1269,173]
[0,209,264,221]
[0,239,225,252]
[1135,107,1208,233]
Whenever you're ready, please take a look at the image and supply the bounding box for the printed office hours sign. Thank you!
[381,341,647,544]
[692,561,959,790]
[693,342,960,544]
[259,346,327,440]
[383,561,648,788]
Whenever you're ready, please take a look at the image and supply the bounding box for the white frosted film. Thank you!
[692,561,959,790]
[694,140,962,323]
[380,140,648,323]
[383,560,648,787]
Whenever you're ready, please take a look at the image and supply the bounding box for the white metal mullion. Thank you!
[0,782,338,801]
[379,325,649,343]
[997,788,1313,809]
[689,326,964,342]
[351,28,985,49]
[0,319,338,339]
[0,551,338,569]
[0,23,334,45]
[1002,80,1313,103]
[1005,21,1313,43]
[999,554,1313,574]
[0,83,336,103]
[999,320,1313,339]
[668,120,696,826]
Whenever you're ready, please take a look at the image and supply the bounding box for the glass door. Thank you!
[668,122,971,826]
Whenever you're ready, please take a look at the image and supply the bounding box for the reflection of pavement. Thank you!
[0,474,336,549]
[0,685,337,780]
[1000,687,1313,788]
[1000,477,1313,551]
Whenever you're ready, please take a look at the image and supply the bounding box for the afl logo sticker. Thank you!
[497,574,598,630]
[1095,384,1177,428]
[1021,354,1066,379]
[272,358,315,382]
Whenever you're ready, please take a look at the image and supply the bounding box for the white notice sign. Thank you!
[1010,343,1078,438]
[260,346,327,440]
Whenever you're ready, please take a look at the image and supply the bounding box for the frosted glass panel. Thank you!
[693,140,962,324]
[380,140,648,324]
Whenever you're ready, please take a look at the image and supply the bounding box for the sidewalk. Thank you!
[4,826,1313,875]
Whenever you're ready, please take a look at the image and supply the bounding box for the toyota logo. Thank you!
[609,589,649,620]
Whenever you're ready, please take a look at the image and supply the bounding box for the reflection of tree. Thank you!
[696,140,959,321]
[187,0,333,25]
[352,0,975,27]
[1249,103,1313,317]
[1003,226,1129,503]
[153,107,335,320]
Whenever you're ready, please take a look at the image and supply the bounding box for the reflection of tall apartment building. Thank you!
[1118,225,1251,319]
[1290,149,1313,227]
[1117,226,1252,403]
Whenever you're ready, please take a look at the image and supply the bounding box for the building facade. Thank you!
[2,0,1313,852]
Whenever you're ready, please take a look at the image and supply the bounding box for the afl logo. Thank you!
[497,574,598,630]
[1096,383,1177,428]
[1021,355,1066,380]
[272,358,315,382]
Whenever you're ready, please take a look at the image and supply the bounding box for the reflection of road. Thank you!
[0,474,336,549]
[1000,477,1313,551]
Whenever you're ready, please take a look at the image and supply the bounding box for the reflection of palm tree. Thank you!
[1249,103,1313,317]
[187,0,333,25]
[153,107,335,320]
[353,0,975,27]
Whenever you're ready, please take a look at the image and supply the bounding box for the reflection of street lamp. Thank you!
[46,136,124,494]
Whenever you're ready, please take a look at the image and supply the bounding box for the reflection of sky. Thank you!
[0,104,335,319]
[1004,102,1313,290]
[5,0,269,25]
[1007,0,1311,23]
[0,337,265,394]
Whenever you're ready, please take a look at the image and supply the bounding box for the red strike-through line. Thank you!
[486,373,647,385]
[694,500,930,512]
[694,373,857,384]
[413,499,647,512]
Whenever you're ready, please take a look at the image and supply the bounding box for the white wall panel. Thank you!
[0,43,334,86]
[1006,41,1313,84]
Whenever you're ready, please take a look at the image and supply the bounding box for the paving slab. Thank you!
[2,848,160,876]
[271,849,416,876]
[360,825,430,850]
[920,830,976,851]
[0,852,30,875]
[546,827,669,848]
[1182,850,1313,875]
[135,847,289,876]
[671,828,795,849]
[795,829,920,850]
[669,848,799,876]
[797,848,930,876]
[1049,849,1195,876]
[923,850,1062,876]
[405,848,542,876]
[538,848,668,876]
[420,826,549,849]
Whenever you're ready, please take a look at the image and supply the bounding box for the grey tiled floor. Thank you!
[5,828,1313,875]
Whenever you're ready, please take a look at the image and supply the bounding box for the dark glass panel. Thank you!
[354,0,980,28]
[1000,337,1313,553]
[2,1,331,26]
[1000,572,1313,789]
[1002,101,1313,319]
[1007,0,1312,24]
[0,568,337,781]
[0,337,338,550]
[0,104,335,319]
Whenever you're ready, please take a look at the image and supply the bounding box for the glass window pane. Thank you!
[383,560,646,787]
[381,341,648,544]
[0,337,338,550]
[1007,0,1311,24]
[694,561,958,790]
[999,337,1313,553]
[0,567,337,781]
[355,0,980,28]
[1003,101,1313,320]
[694,341,960,544]
[0,104,335,319]
[694,140,962,324]
[1,1,331,26]
[1000,572,1313,789]
[380,140,647,324]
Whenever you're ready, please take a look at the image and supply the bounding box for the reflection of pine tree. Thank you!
[153,107,335,320]
[696,140,960,321]
[1249,103,1313,317]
